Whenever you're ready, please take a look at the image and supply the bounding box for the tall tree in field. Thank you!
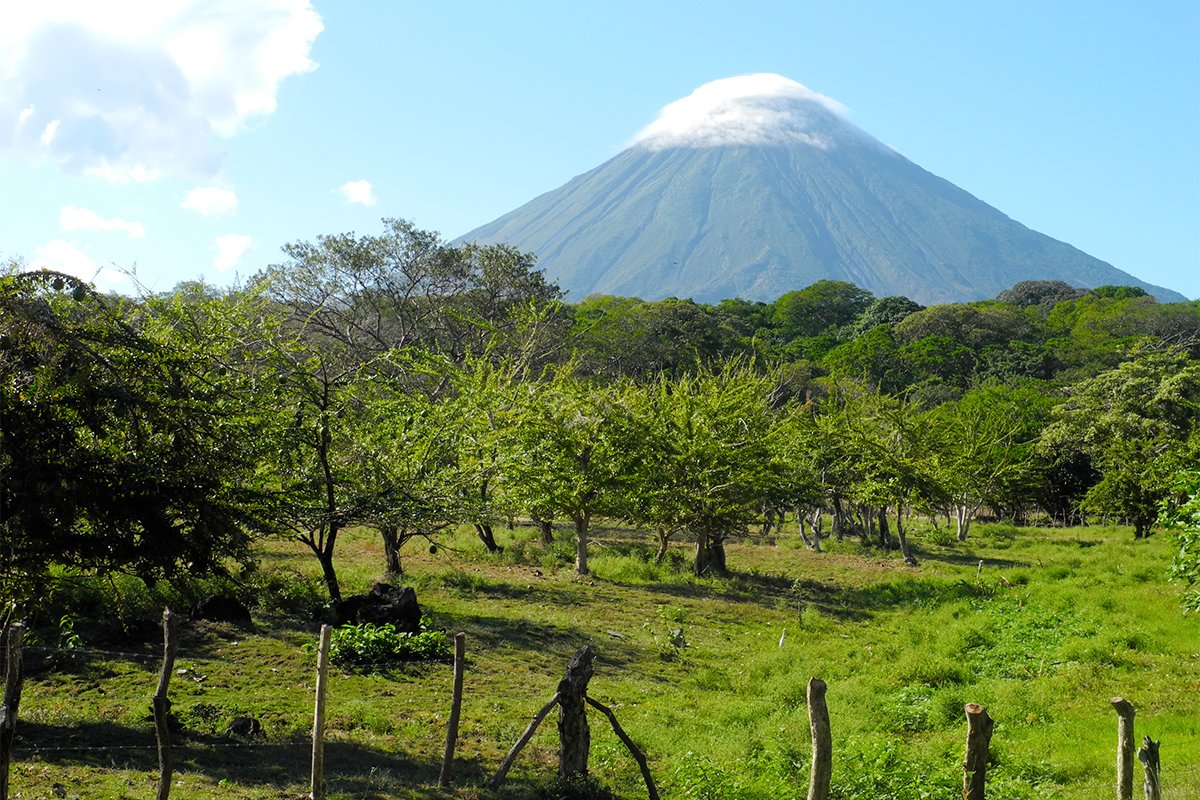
[0,272,277,607]
[1041,345,1200,537]
[506,367,639,575]
[624,365,779,576]
[925,383,1051,539]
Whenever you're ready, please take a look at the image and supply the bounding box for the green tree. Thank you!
[772,280,873,341]
[624,365,779,576]
[506,367,639,575]
[1041,345,1200,537]
[0,272,276,607]
[1159,470,1200,612]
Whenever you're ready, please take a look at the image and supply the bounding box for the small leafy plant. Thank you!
[328,618,450,667]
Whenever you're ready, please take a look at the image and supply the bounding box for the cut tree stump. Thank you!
[1111,697,1136,800]
[962,703,993,800]
[1137,736,1160,800]
[558,646,594,779]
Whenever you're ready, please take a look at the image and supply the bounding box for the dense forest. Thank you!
[4,217,1200,614]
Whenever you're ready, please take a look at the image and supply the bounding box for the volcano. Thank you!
[459,74,1184,305]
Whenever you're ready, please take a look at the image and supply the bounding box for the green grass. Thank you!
[10,519,1200,799]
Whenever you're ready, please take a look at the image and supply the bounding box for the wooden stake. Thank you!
[806,678,831,800]
[311,624,331,800]
[0,623,25,800]
[438,632,467,788]
[962,703,993,800]
[153,609,177,800]
[489,692,561,791]
[585,696,659,800]
[1137,736,1160,800]
[1111,697,1135,800]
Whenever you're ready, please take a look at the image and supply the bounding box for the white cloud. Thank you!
[632,73,857,151]
[182,186,238,218]
[31,239,129,290]
[339,179,377,206]
[60,205,146,239]
[0,2,323,181]
[213,234,252,271]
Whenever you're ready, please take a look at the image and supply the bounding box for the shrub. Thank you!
[328,619,450,667]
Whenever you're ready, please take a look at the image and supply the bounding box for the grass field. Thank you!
[9,519,1200,799]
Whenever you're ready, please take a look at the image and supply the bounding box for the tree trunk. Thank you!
[313,528,342,602]
[533,515,554,546]
[574,512,590,576]
[654,528,673,566]
[557,646,594,780]
[831,496,847,542]
[896,506,918,567]
[474,522,502,554]
[380,525,403,577]
[878,507,891,550]
[694,532,728,577]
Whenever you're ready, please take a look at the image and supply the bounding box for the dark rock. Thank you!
[191,594,252,624]
[225,716,263,739]
[332,583,421,633]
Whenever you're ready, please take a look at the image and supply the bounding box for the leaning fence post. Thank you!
[806,677,831,800]
[1111,697,1135,800]
[438,632,467,788]
[1137,736,1160,800]
[0,622,25,800]
[557,646,594,780]
[311,624,332,800]
[153,609,177,800]
[962,703,993,800]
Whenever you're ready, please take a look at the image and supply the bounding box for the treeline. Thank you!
[4,218,1200,611]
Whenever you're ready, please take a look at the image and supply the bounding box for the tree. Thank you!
[623,365,779,576]
[925,384,1049,539]
[0,272,276,607]
[996,280,1086,308]
[1040,345,1200,537]
[1159,470,1200,612]
[772,280,873,341]
[507,367,639,575]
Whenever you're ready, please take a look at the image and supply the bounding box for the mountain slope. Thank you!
[459,75,1185,305]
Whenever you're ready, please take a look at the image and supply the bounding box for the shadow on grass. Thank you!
[455,612,644,671]
[12,719,490,796]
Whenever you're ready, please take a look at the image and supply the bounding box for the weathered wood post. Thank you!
[558,646,594,780]
[1111,697,1136,800]
[0,622,25,800]
[153,609,177,800]
[311,624,332,800]
[1137,736,1160,800]
[806,678,831,800]
[438,632,467,788]
[962,703,993,800]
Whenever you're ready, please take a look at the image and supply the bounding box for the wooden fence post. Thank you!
[1111,697,1135,800]
[438,632,466,788]
[806,678,831,800]
[557,646,594,780]
[962,703,993,800]
[311,624,331,800]
[1137,736,1160,800]
[153,609,177,800]
[0,622,25,800]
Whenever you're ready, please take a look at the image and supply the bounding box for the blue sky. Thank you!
[2,1,1197,299]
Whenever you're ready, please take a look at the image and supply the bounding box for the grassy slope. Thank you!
[11,521,1200,799]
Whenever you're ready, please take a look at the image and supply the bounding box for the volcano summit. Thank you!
[460,74,1184,305]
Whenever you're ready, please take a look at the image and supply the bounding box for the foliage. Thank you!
[328,619,450,667]
[1159,470,1200,612]
[0,271,276,608]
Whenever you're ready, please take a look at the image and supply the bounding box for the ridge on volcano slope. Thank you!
[459,74,1184,306]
